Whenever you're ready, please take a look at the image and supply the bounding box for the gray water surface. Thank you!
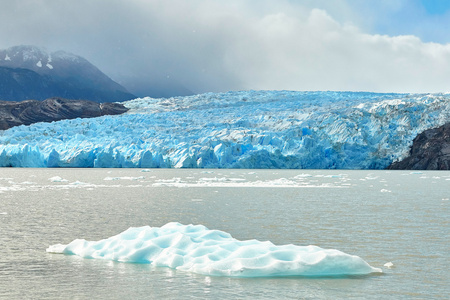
[0,168,448,299]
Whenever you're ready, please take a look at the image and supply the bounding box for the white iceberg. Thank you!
[47,222,382,277]
[48,176,68,182]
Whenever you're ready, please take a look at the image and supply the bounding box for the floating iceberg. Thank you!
[47,222,381,277]
[1,91,449,168]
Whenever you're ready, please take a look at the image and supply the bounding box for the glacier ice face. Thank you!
[1,91,449,168]
[46,222,381,277]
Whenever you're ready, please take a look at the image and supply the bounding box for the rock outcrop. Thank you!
[387,122,450,170]
[0,97,128,130]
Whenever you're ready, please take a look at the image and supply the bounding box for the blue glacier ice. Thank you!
[46,222,382,277]
[1,91,449,168]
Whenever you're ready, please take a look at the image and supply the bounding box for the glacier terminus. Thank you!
[0,91,449,169]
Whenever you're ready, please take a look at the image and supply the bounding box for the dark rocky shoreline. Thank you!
[0,97,128,130]
[387,122,450,170]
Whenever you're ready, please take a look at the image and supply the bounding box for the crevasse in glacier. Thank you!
[46,222,382,277]
[1,91,449,168]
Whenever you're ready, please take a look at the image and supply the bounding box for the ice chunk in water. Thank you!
[47,222,382,277]
[48,176,68,182]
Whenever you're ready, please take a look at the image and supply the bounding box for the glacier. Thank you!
[46,222,382,277]
[0,90,449,168]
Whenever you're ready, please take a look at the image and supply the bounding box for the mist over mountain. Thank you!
[0,45,135,102]
[118,75,194,99]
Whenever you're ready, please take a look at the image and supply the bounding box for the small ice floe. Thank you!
[324,174,342,178]
[270,178,296,186]
[384,262,394,269]
[48,176,68,183]
[69,181,88,185]
[380,189,391,193]
[294,173,312,178]
[103,176,144,181]
[0,212,7,215]
[199,177,245,182]
[20,181,36,185]
[152,177,187,187]
[227,178,246,182]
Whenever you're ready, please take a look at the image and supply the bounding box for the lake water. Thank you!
[0,168,448,299]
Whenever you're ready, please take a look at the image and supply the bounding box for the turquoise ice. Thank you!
[47,222,381,277]
[1,91,449,168]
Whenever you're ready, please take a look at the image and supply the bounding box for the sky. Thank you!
[1,0,450,96]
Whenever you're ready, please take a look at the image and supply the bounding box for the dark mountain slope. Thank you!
[0,45,135,102]
[0,97,128,130]
[0,66,54,100]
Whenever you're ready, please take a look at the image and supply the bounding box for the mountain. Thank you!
[0,45,135,102]
[0,97,128,130]
[387,122,450,170]
[0,91,449,168]
[0,66,54,100]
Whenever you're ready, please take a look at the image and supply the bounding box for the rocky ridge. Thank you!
[387,122,450,170]
[0,97,128,130]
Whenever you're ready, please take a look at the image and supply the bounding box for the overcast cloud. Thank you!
[1,0,450,96]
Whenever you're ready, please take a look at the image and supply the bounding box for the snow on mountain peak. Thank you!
[0,45,86,70]
[0,45,136,102]
[46,55,53,69]
[51,50,83,62]
[20,45,48,61]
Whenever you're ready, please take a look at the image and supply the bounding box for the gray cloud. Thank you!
[1,0,450,96]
